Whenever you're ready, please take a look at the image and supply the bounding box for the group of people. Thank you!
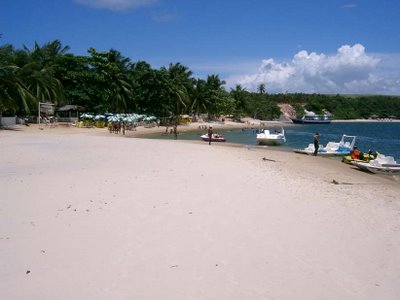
[165,124,178,139]
[108,121,126,135]
[39,115,57,126]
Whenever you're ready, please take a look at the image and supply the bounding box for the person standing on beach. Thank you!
[173,124,178,140]
[313,132,320,156]
[208,126,213,145]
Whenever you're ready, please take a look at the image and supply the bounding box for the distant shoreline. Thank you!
[332,119,400,123]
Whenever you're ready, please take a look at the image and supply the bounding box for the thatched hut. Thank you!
[56,105,85,123]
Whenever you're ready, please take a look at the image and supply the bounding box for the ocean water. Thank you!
[145,122,400,161]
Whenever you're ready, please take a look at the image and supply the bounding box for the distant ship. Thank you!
[290,112,332,124]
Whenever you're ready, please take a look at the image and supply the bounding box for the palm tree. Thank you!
[108,49,132,71]
[230,84,247,111]
[22,62,63,103]
[191,78,209,116]
[22,41,67,106]
[110,72,132,113]
[165,63,193,117]
[1,43,63,114]
[257,83,266,94]
[23,40,70,67]
[206,74,226,91]
[168,63,193,82]
[0,65,36,113]
[87,48,134,113]
[190,75,227,118]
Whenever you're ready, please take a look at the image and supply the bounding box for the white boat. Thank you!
[351,154,400,174]
[200,133,226,142]
[256,128,286,145]
[294,134,356,156]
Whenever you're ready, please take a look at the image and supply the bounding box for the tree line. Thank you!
[1,39,399,121]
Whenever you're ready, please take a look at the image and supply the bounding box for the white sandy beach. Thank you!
[1,124,400,300]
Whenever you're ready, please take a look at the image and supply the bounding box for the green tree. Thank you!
[22,40,69,105]
[191,78,207,116]
[133,67,171,117]
[210,90,236,116]
[87,48,133,113]
[129,60,153,113]
[0,41,64,115]
[55,54,92,109]
[304,100,323,114]
[292,103,305,118]
[164,63,193,117]
[230,84,248,113]
[0,64,36,114]
[202,74,227,118]
[206,74,225,91]
[257,83,266,94]
[246,94,280,120]
[24,40,70,68]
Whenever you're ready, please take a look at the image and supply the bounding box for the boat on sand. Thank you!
[294,134,356,156]
[351,154,400,175]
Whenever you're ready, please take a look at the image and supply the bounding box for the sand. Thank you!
[1,124,400,300]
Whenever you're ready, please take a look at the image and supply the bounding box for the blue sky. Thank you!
[1,0,400,94]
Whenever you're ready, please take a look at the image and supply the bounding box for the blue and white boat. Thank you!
[294,134,356,156]
[291,112,332,124]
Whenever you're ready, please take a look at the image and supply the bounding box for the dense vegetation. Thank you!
[265,93,400,119]
[1,40,400,121]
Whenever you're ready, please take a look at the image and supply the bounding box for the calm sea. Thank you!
[145,122,400,161]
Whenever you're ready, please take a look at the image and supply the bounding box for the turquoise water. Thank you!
[146,122,400,161]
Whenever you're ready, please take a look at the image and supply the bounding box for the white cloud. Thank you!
[341,4,357,9]
[74,0,157,11]
[151,10,179,22]
[230,44,400,95]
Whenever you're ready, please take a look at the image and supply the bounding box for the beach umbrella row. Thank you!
[107,113,145,123]
[144,116,157,122]
[80,113,157,123]
[80,113,94,120]
[80,113,157,124]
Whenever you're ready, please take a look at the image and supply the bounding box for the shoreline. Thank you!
[3,119,399,156]
[332,119,400,123]
[2,122,399,178]
[1,116,399,135]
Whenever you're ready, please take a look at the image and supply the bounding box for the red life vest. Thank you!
[351,149,361,160]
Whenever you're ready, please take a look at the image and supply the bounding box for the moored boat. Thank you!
[256,128,286,145]
[291,112,332,124]
[294,134,356,156]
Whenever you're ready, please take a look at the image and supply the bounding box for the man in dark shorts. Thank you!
[313,132,320,156]
[208,126,213,145]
